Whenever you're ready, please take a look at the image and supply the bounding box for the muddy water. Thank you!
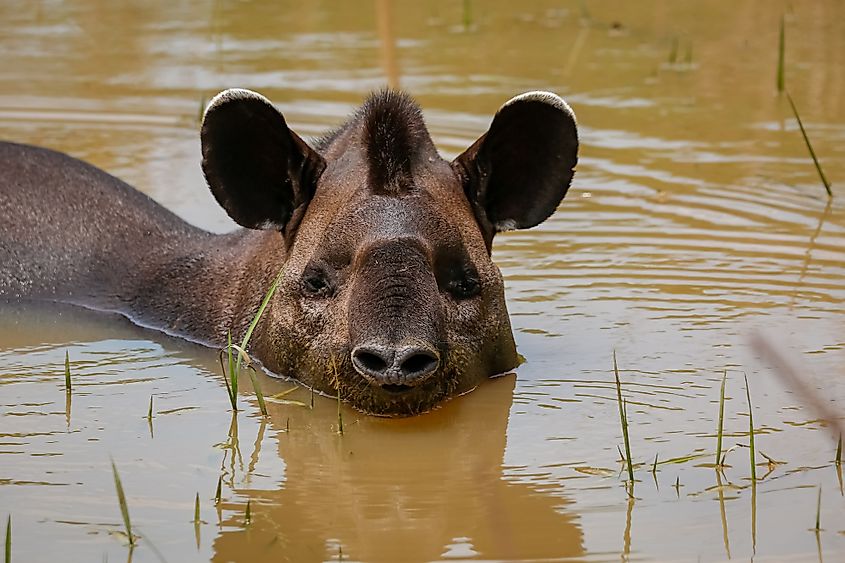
[2,1,845,561]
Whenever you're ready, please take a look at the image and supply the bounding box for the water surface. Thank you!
[1,1,844,561]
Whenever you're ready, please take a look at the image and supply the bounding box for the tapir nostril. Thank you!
[398,349,439,378]
[352,348,391,375]
[351,344,440,385]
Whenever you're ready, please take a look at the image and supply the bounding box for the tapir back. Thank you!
[0,142,200,299]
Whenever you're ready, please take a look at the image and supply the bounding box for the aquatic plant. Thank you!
[64,350,71,394]
[193,493,201,523]
[716,370,727,467]
[246,366,268,417]
[221,269,284,411]
[744,375,756,481]
[777,15,785,92]
[110,460,136,546]
[786,93,832,198]
[613,351,634,484]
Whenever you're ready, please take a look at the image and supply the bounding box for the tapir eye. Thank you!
[300,265,334,298]
[447,274,481,300]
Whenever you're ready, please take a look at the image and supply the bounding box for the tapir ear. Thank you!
[201,88,326,232]
[452,91,578,244]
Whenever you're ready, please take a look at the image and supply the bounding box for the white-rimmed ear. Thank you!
[452,91,578,246]
[201,88,325,232]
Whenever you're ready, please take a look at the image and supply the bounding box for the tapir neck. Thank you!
[114,229,285,347]
[0,141,286,349]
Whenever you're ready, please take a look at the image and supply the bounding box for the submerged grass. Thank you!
[744,375,756,482]
[244,500,252,526]
[786,92,833,198]
[110,460,136,546]
[716,370,727,467]
[613,351,634,485]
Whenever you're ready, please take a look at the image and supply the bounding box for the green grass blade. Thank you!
[716,370,727,466]
[777,15,785,92]
[64,350,71,394]
[652,453,658,474]
[744,374,756,481]
[236,269,284,374]
[462,0,472,31]
[228,330,238,409]
[146,395,153,420]
[193,493,200,523]
[110,460,135,545]
[613,351,634,484]
[5,515,9,563]
[246,367,268,416]
[214,476,222,505]
[836,434,842,465]
[787,92,832,197]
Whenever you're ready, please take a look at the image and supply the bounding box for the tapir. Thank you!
[0,89,578,416]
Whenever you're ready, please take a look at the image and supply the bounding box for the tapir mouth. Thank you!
[338,365,460,418]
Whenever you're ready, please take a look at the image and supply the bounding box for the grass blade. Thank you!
[5,515,9,563]
[328,356,344,435]
[193,493,200,523]
[716,370,727,467]
[214,476,222,505]
[777,15,785,92]
[236,269,284,375]
[744,374,756,482]
[787,92,832,197]
[836,434,842,465]
[613,351,634,485]
[146,395,153,420]
[814,486,821,530]
[244,500,251,526]
[110,460,135,545]
[246,367,268,417]
[227,330,238,410]
[64,350,71,394]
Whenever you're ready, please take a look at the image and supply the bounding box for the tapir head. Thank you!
[200,89,578,416]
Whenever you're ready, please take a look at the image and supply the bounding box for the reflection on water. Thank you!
[1,0,845,561]
[213,377,581,562]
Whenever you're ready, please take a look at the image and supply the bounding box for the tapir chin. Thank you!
[0,89,578,416]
